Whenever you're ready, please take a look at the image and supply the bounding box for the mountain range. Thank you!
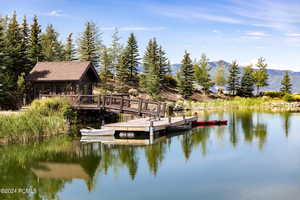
[171,60,300,93]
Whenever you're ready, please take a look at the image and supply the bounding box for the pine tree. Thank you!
[41,24,64,61]
[178,51,194,99]
[142,38,161,98]
[109,28,123,75]
[28,15,43,66]
[5,12,24,83]
[214,61,227,87]
[99,47,113,78]
[254,57,269,95]
[116,53,129,92]
[20,16,31,74]
[78,21,102,67]
[237,65,255,97]
[227,60,240,95]
[124,33,139,81]
[158,45,169,85]
[64,33,76,61]
[280,72,292,94]
[193,54,214,94]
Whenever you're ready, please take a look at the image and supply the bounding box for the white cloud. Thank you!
[43,10,65,17]
[153,6,242,24]
[102,26,166,31]
[245,31,269,37]
[286,33,300,37]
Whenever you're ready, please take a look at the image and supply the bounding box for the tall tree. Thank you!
[193,54,214,94]
[124,33,139,81]
[116,53,129,92]
[78,21,102,67]
[64,33,76,61]
[28,15,43,66]
[254,57,269,95]
[109,28,123,75]
[142,38,160,98]
[41,24,64,61]
[214,62,227,87]
[5,12,24,82]
[280,72,292,94]
[178,51,194,99]
[158,46,169,85]
[237,65,255,97]
[20,16,31,74]
[227,60,240,95]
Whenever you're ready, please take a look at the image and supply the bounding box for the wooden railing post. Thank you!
[161,103,167,118]
[102,96,106,109]
[97,95,100,108]
[109,94,113,105]
[138,98,143,116]
[120,96,124,112]
[157,103,161,120]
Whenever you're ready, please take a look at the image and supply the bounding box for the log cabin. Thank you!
[26,61,100,102]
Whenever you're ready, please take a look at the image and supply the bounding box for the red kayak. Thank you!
[192,120,228,127]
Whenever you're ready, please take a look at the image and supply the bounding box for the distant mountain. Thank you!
[171,60,300,93]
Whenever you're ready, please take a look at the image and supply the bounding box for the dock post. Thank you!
[150,120,154,136]
[183,115,186,124]
[168,116,171,124]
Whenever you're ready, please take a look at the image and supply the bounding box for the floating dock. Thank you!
[103,116,198,135]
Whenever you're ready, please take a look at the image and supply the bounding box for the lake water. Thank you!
[1,111,300,200]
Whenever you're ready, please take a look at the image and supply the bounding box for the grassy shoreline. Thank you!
[175,97,300,112]
[0,98,74,144]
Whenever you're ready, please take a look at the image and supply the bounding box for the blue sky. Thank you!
[1,0,300,71]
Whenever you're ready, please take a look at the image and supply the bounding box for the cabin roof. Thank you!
[27,61,100,82]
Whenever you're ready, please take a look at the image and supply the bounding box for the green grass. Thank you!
[0,98,73,142]
[176,96,285,111]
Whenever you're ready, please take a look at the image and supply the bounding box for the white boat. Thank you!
[80,128,115,136]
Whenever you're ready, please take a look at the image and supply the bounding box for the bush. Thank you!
[263,91,284,98]
[128,88,138,97]
[283,94,300,102]
[164,74,177,87]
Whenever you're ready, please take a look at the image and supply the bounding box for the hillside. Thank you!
[171,61,300,93]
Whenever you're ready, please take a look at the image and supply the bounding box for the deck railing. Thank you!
[39,94,166,118]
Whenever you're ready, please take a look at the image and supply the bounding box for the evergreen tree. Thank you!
[254,57,269,95]
[227,60,240,95]
[64,33,76,61]
[28,15,43,65]
[142,38,161,98]
[158,45,169,85]
[280,72,292,94]
[214,61,227,87]
[116,53,129,92]
[178,51,194,99]
[20,16,31,74]
[109,28,123,75]
[41,24,64,61]
[237,65,255,97]
[78,21,102,67]
[5,12,25,83]
[193,54,214,94]
[99,47,113,78]
[124,33,139,81]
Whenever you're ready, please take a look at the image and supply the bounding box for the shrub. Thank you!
[164,74,178,87]
[283,94,300,102]
[128,88,138,97]
[263,91,284,98]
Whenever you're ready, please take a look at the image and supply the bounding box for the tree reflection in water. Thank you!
[1,111,286,199]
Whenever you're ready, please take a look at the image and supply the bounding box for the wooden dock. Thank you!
[103,116,198,135]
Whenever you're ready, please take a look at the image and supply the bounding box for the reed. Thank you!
[0,98,73,143]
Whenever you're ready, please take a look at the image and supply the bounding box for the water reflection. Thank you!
[0,111,298,200]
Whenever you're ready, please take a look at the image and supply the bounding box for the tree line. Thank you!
[0,12,294,109]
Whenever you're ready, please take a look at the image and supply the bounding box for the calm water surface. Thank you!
[1,111,300,200]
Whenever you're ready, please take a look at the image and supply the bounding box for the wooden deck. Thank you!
[103,116,198,134]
